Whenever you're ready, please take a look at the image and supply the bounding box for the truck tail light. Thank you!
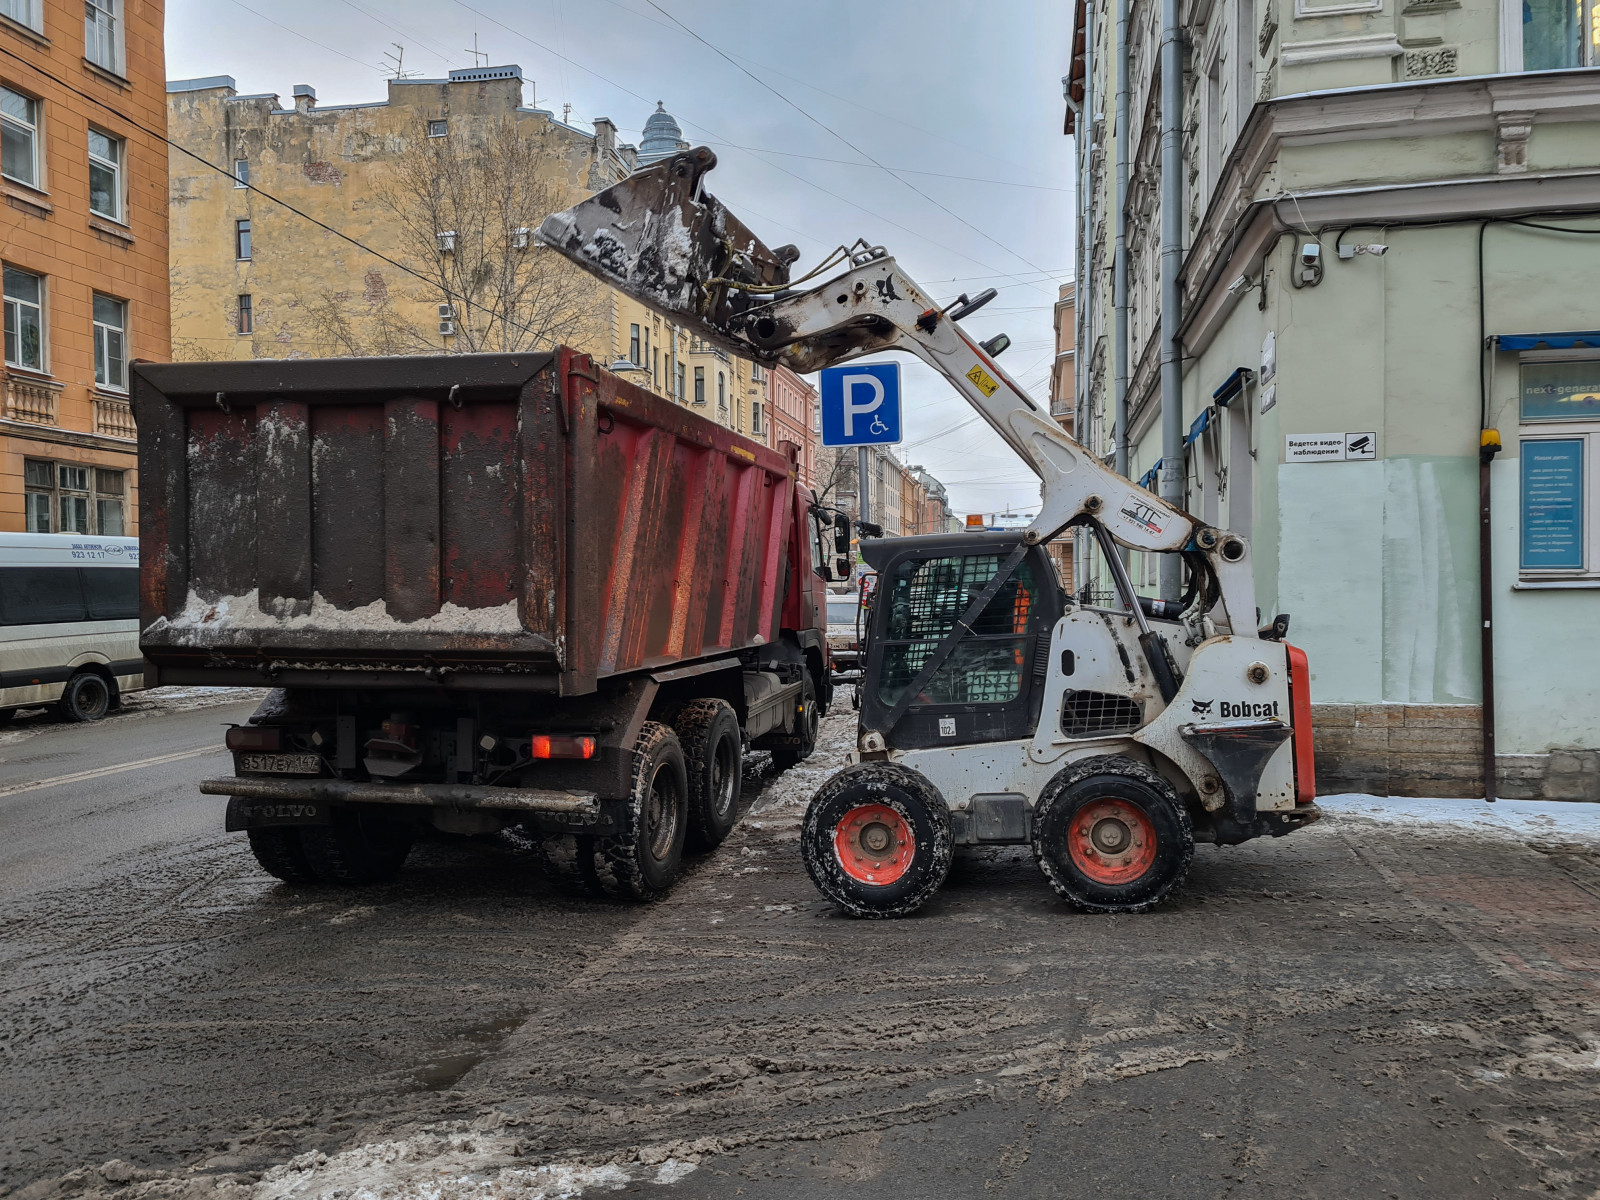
[530,734,597,760]
[226,726,282,751]
[1285,644,1316,804]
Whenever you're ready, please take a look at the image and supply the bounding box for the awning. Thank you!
[1185,409,1212,446]
[1137,462,1160,490]
[1493,331,1600,351]
[1211,367,1254,406]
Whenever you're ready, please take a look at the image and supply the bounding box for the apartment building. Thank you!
[2,0,168,535]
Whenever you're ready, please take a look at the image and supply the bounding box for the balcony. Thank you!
[3,372,62,426]
[94,394,137,440]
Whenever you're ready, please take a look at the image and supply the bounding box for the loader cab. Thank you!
[858,533,1063,750]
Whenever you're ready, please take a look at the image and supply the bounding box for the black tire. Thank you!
[57,672,112,723]
[592,721,688,901]
[675,699,743,852]
[0,708,15,726]
[536,831,604,897]
[802,763,954,919]
[298,808,414,886]
[771,671,819,771]
[246,826,320,885]
[1032,756,1194,914]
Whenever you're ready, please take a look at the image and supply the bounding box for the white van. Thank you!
[0,533,143,723]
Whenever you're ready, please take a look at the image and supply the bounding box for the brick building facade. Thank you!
[2,0,169,535]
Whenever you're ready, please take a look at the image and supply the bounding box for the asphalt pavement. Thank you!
[3,700,1599,1200]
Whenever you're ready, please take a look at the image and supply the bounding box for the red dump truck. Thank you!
[133,349,850,899]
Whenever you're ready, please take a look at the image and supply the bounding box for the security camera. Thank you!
[1299,243,1321,267]
[1363,243,1388,256]
[1226,274,1249,295]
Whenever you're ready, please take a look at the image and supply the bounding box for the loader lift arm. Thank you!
[538,147,1258,638]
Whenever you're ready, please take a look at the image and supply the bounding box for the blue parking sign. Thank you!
[820,363,902,446]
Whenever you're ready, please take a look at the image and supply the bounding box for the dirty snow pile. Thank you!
[149,589,523,641]
[1321,793,1600,845]
[749,706,857,818]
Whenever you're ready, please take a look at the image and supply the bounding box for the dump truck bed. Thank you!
[134,349,801,695]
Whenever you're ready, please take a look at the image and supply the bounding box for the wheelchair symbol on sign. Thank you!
[869,414,889,436]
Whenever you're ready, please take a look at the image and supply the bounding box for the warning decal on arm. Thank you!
[966,364,999,396]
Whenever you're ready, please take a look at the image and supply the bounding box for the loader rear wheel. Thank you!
[675,699,743,852]
[1033,756,1193,914]
[802,764,953,919]
[593,721,688,901]
[246,826,320,885]
[298,808,414,886]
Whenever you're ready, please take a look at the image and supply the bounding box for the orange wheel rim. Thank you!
[833,803,914,885]
[1067,798,1157,885]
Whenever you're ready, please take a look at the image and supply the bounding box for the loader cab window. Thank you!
[877,552,1038,707]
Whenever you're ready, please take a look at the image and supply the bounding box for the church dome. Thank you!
[637,101,688,165]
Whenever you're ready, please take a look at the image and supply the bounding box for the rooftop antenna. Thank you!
[464,31,489,68]
[562,102,573,123]
[382,43,421,80]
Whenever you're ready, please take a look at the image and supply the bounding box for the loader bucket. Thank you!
[537,147,797,363]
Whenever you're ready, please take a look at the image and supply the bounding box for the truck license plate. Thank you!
[238,752,322,775]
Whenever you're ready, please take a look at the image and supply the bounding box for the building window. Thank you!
[237,293,252,334]
[235,219,252,260]
[752,400,764,436]
[629,323,640,364]
[1,0,43,33]
[84,0,122,74]
[1524,0,1600,68]
[234,159,249,187]
[675,361,685,401]
[23,460,125,534]
[88,128,123,221]
[1,87,39,190]
[3,265,43,371]
[92,294,126,392]
[1518,359,1600,577]
[427,120,448,137]
[693,365,705,404]
[717,371,726,411]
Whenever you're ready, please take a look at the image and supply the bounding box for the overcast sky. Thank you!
[167,0,1074,519]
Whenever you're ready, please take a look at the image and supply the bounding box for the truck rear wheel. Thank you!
[770,672,818,771]
[298,808,414,886]
[802,764,953,919]
[675,699,743,852]
[246,826,320,885]
[1032,756,1194,914]
[536,832,603,897]
[593,721,688,901]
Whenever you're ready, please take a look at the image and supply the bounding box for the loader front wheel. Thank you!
[802,764,953,919]
[1033,757,1193,914]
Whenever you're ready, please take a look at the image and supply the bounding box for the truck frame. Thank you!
[134,350,852,899]
[537,147,1321,916]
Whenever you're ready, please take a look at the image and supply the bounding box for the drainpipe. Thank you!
[1157,0,1184,601]
[1479,427,1500,802]
[670,322,680,402]
[1113,0,1130,484]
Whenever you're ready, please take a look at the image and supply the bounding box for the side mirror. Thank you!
[833,511,851,556]
[834,554,851,580]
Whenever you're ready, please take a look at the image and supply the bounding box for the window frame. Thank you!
[84,0,123,75]
[22,457,126,535]
[0,0,42,33]
[427,119,448,138]
[1516,353,1600,583]
[233,158,249,188]
[87,126,124,222]
[1522,0,1600,69]
[92,293,126,393]
[237,293,253,335]
[235,218,252,260]
[1,85,40,191]
[3,263,45,372]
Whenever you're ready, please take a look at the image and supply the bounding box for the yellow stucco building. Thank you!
[165,67,761,437]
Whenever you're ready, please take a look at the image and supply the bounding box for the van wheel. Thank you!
[771,672,818,771]
[675,699,743,852]
[57,672,112,723]
[246,826,320,885]
[298,808,413,886]
[1032,756,1194,914]
[802,764,954,919]
[593,721,688,901]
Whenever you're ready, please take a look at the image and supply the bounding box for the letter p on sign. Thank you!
[820,362,902,446]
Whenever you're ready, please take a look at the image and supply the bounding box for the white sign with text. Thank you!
[1285,432,1377,462]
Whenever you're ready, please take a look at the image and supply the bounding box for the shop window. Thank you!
[1518,359,1600,578]
[23,459,126,534]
